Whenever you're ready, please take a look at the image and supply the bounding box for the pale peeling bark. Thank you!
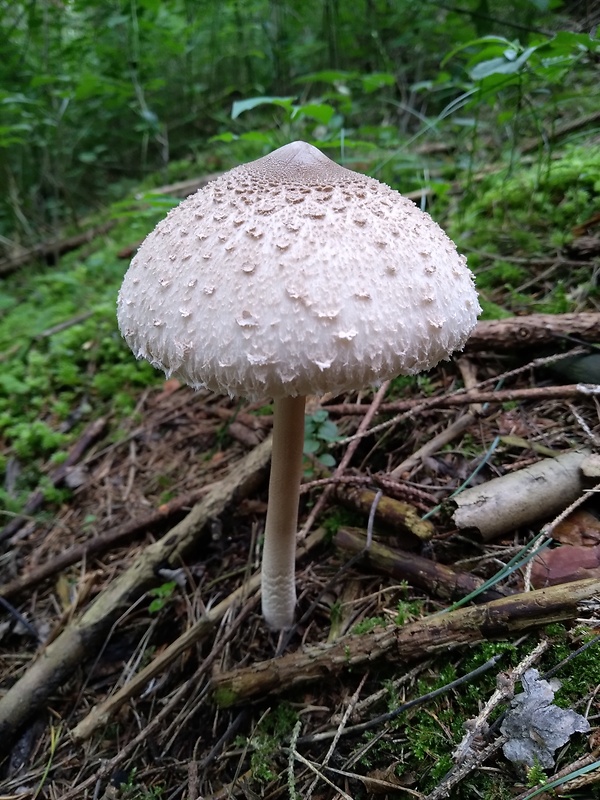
[452,449,590,541]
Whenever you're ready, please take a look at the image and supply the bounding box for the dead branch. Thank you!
[0,484,215,601]
[211,577,600,708]
[334,487,434,543]
[0,417,108,543]
[299,381,391,537]
[464,312,600,352]
[0,221,115,276]
[521,110,600,153]
[390,412,478,477]
[452,449,591,541]
[0,436,272,753]
[335,527,511,603]
[326,384,600,416]
[71,527,326,742]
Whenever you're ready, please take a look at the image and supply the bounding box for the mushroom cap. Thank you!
[117,141,480,400]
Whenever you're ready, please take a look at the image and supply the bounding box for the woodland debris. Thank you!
[428,640,550,800]
[335,527,511,603]
[0,436,273,753]
[531,544,600,588]
[71,528,326,741]
[0,220,116,276]
[520,109,600,153]
[465,312,600,351]
[334,488,434,543]
[326,384,600,416]
[211,577,600,708]
[0,417,108,543]
[452,449,591,541]
[390,411,478,477]
[501,668,590,768]
[0,484,215,601]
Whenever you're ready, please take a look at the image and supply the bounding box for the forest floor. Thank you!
[1,140,600,800]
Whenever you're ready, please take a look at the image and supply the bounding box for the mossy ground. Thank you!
[1,139,600,798]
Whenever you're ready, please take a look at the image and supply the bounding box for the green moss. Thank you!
[213,687,239,709]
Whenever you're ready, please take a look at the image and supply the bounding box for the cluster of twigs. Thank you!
[1,313,600,797]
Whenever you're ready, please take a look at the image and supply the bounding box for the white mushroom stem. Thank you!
[261,394,306,629]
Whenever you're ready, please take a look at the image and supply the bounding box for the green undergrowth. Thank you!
[314,628,596,798]
[449,143,600,318]
[1,142,598,518]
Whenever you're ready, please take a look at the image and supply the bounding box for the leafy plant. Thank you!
[303,409,340,475]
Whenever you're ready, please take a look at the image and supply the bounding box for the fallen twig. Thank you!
[0,436,273,753]
[212,577,600,707]
[0,484,215,601]
[71,527,326,742]
[326,384,600,416]
[0,221,116,276]
[335,487,434,543]
[335,527,511,603]
[299,381,391,537]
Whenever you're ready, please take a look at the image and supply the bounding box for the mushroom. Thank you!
[117,141,480,630]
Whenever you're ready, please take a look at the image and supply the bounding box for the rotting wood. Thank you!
[464,312,600,352]
[335,487,434,543]
[452,449,591,541]
[0,436,273,754]
[211,577,600,707]
[335,527,511,603]
[71,527,327,742]
[0,417,108,544]
[0,221,116,276]
[520,110,600,153]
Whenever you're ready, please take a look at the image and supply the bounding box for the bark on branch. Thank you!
[0,437,272,753]
[335,527,511,603]
[464,312,600,352]
[212,577,600,708]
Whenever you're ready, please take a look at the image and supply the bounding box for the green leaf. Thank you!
[303,439,320,454]
[295,70,356,85]
[361,72,396,93]
[231,96,295,120]
[292,102,335,124]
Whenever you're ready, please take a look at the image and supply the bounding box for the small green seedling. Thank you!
[303,409,340,475]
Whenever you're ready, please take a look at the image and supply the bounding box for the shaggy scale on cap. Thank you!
[117,141,480,400]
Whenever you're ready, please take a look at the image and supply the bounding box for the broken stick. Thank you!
[0,436,272,753]
[212,577,600,708]
[335,527,510,603]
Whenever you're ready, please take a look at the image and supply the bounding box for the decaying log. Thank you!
[212,577,600,708]
[0,437,273,753]
[464,312,600,352]
[335,527,511,603]
[452,449,591,541]
[335,487,434,544]
[0,221,115,276]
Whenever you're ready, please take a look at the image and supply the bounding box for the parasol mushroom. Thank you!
[117,141,480,629]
